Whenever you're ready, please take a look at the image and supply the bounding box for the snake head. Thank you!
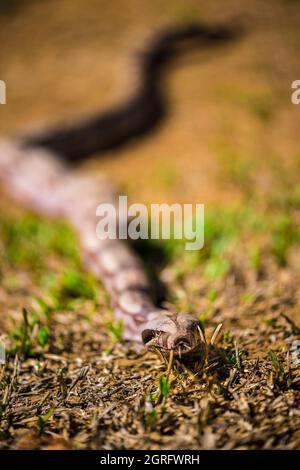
[142,310,206,361]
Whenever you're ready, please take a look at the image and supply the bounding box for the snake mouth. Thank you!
[143,331,206,367]
[173,337,194,355]
[142,330,195,352]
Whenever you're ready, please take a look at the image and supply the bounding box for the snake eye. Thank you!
[141,328,156,345]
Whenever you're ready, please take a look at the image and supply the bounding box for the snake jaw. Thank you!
[142,311,205,360]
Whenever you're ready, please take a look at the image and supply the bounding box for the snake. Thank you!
[0,21,239,362]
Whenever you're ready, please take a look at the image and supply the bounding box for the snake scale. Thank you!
[0,21,239,361]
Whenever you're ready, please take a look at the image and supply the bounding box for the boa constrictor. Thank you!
[0,22,239,362]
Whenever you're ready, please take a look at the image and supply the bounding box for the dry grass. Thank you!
[0,196,300,449]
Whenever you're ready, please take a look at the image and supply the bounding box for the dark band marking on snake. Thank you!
[0,21,240,361]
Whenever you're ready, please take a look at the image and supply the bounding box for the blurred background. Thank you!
[0,0,300,208]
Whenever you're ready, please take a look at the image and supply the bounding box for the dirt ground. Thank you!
[0,0,300,450]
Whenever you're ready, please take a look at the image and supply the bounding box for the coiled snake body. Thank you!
[0,22,238,361]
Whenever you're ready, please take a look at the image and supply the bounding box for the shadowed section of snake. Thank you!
[21,22,241,163]
[0,21,242,361]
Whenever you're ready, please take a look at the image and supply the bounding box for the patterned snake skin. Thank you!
[0,22,240,361]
